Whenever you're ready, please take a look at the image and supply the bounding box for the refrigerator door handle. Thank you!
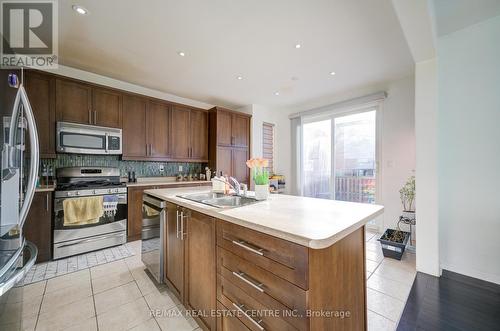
[0,240,38,296]
[17,85,39,229]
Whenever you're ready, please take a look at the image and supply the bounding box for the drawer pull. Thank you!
[232,302,265,331]
[232,240,265,256]
[232,271,265,293]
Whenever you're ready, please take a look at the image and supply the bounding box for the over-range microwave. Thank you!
[56,122,122,155]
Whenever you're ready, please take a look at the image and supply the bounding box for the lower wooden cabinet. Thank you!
[184,209,216,330]
[163,203,216,331]
[216,301,250,331]
[24,191,52,263]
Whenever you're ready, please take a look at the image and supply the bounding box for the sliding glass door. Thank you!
[302,109,378,205]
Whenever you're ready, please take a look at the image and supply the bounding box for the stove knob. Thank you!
[76,191,81,195]
[67,192,73,197]
[108,189,112,194]
[93,190,96,194]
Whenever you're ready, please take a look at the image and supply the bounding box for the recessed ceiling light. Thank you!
[330,71,336,76]
[291,76,298,81]
[178,51,186,57]
[237,76,243,80]
[295,44,301,49]
[72,5,88,15]
[274,91,280,96]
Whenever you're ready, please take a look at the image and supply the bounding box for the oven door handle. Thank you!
[55,232,125,248]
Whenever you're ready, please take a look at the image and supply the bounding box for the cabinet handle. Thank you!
[180,211,187,240]
[88,109,92,124]
[232,303,264,331]
[232,271,265,293]
[176,210,180,238]
[46,194,49,211]
[232,240,265,256]
[146,144,149,156]
[150,144,153,156]
[93,111,97,124]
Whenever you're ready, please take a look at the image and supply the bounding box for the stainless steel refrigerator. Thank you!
[0,70,39,330]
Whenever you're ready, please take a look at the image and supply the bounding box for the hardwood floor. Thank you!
[397,270,500,331]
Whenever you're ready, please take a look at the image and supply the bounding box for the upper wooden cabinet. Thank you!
[170,106,208,162]
[122,95,148,159]
[190,109,208,160]
[148,101,170,158]
[216,108,250,148]
[55,79,92,125]
[56,78,122,128]
[24,71,56,158]
[92,87,122,128]
[209,107,251,185]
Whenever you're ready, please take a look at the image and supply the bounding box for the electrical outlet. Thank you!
[178,165,183,172]
[159,165,164,172]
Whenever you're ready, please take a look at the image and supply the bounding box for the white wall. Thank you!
[238,104,294,193]
[274,76,416,231]
[415,59,440,277]
[437,15,500,284]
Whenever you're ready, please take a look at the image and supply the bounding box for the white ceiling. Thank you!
[58,0,413,109]
[433,0,500,37]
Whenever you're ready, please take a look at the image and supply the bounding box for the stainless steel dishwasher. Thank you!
[141,194,166,283]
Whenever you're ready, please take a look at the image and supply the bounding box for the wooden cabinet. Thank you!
[165,202,185,300]
[126,185,150,241]
[148,101,170,158]
[216,110,233,146]
[25,71,56,158]
[163,204,216,330]
[190,109,208,160]
[231,114,250,147]
[56,78,122,128]
[171,106,208,161]
[209,107,251,186]
[123,97,172,160]
[55,79,92,125]
[24,191,52,263]
[122,95,148,159]
[170,106,191,159]
[184,209,216,330]
[92,87,122,128]
[215,109,250,148]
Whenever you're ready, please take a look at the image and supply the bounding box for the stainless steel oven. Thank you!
[56,121,122,155]
[53,167,127,259]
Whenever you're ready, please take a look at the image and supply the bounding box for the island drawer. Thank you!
[218,247,308,331]
[217,301,251,331]
[216,221,308,289]
[218,274,300,331]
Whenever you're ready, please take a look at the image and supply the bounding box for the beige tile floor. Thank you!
[9,230,415,331]
[365,229,416,331]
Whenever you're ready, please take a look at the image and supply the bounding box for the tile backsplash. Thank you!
[41,154,206,178]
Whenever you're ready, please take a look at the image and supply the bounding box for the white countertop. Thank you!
[144,187,384,249]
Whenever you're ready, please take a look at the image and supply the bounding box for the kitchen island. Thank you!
[144,186,384,331]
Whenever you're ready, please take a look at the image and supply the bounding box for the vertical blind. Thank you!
[262,122,274,173]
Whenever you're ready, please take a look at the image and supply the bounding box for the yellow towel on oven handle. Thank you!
[63,196,104,226]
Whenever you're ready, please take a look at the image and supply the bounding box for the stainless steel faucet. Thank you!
[228,177,241,195]
[212,176,242,196]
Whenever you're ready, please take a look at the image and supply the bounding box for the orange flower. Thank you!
[246,158,257,168]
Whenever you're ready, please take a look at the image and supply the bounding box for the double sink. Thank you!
[177,192,260,209]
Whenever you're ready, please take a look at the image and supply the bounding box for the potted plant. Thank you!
[377,176,415,260]
[400,175,416,220]
[246,158,270,200]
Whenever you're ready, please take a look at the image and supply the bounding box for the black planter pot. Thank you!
[378,229,410,260]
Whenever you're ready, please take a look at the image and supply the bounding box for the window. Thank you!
[262,122,274,173]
